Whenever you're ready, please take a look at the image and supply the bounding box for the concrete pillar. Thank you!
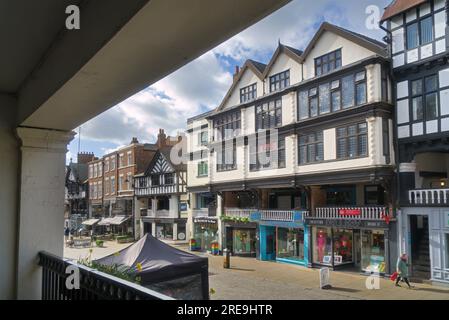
[0,95,19,299]
[217,193,223,249]
[16,127,75,300]
[151,222,156,237]
[173,223,178,241]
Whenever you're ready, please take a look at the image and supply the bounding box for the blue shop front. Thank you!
[251,211,309,267]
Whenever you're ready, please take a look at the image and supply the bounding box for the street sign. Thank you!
[320,267,332,289]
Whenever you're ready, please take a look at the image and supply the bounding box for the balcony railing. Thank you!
[260,210,295,222]
[224,208,255,218]
[314,207,388,220]
[409,188,449,205]
[38,251,173,300]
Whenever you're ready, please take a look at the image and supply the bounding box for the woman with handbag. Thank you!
[395,253,414,289]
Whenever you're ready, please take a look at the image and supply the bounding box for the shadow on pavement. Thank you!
[413,287,449,294]
[229,267,255,272]
[328,287,360,293]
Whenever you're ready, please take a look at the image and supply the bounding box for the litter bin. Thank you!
[223,248,230,269]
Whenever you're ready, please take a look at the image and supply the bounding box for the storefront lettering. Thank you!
[339,209,361,216]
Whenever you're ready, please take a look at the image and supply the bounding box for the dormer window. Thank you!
[240,83,257,103]
[269,70,290,92]
[315,49,342,76]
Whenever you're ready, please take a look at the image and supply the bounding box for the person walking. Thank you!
[395,253,413,289]
[64,226,70,246]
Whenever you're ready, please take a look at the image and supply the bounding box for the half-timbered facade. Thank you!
[187,22,398,271]
[134,145,188,242]
[382,0,449,285]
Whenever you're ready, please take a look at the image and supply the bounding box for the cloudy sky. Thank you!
[67,0,391,162]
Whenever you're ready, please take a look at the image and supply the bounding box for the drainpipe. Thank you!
[379,20,402,269]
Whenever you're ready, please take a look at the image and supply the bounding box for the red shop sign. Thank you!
[339,209,361,216]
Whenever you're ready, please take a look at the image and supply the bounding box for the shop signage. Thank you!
[339,209,361,216]
[179,202,188,212]
[305,218,388,229]
[194,217,217,224]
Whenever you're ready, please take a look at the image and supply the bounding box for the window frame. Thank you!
[269,70,290,93]
[297,69,367,121]
[216,140,237,172]
[240,83,257,103]
[405,11,434,50]
[409,74,439,125]
[336,122,369,160]
[213,110,241,142]
[298,131,324,165]
[197,161,209,177]
[249,132,286,171]
[315,49,342,76]
[255,98,283,130]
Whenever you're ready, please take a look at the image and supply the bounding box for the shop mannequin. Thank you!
[317,230,326,262]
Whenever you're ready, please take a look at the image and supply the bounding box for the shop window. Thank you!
[277,228,304,261]
[333,229,353,264]
[313,227,332,265]
[156,223,173,239]
[233,229,256,254]
[361,230,385,273]
[194,223,218,251]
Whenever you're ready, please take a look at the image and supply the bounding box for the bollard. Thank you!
[223,248,230,269]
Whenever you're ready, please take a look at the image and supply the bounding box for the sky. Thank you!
[66,0,392,163]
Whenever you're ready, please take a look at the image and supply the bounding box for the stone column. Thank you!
[173,223,178,241]
[16,127,75,300]
[133,196,141,240]
[217,193,223,249]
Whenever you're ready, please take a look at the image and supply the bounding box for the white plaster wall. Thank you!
[0,95,18,299]
[222,69,263,109]
[303,31,378,80]
[264,52,302,93]
[187,117,210,153]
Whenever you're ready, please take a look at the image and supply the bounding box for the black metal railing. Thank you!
[38,251,174,300]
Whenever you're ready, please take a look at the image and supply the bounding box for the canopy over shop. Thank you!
[94,234,209,299]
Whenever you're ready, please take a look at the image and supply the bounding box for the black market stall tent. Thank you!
[94,233,209,300]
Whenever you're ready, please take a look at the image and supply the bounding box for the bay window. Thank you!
[297,70,366,120]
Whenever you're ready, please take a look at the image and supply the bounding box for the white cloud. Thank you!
[74,0,390,151]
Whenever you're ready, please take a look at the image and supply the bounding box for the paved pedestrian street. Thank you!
[64,241,449,300]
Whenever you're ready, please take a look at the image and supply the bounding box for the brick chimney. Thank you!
[233,65,240,82]
[157,129,167,148]
[77,152,95,164]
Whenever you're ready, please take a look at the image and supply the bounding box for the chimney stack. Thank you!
[233,65,240,82]
[157,128,167,148]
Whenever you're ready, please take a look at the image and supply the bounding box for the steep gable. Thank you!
[147,151,174,175]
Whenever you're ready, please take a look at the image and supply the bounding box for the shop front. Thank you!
[253,212,309,267]
[141,217,187,241]
[223,221,257,257]
[191,217,219,252]
[306,215,395,275]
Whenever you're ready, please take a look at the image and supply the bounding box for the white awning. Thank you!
[110,216,131,225]
[98,217,114,226]
[81,219,99,226]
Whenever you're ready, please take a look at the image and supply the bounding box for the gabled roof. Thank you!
[144,146,186,176]
[262,43,303,78]
[215,59,267,111]
[300,22,387,62]
[381,0,426,22]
